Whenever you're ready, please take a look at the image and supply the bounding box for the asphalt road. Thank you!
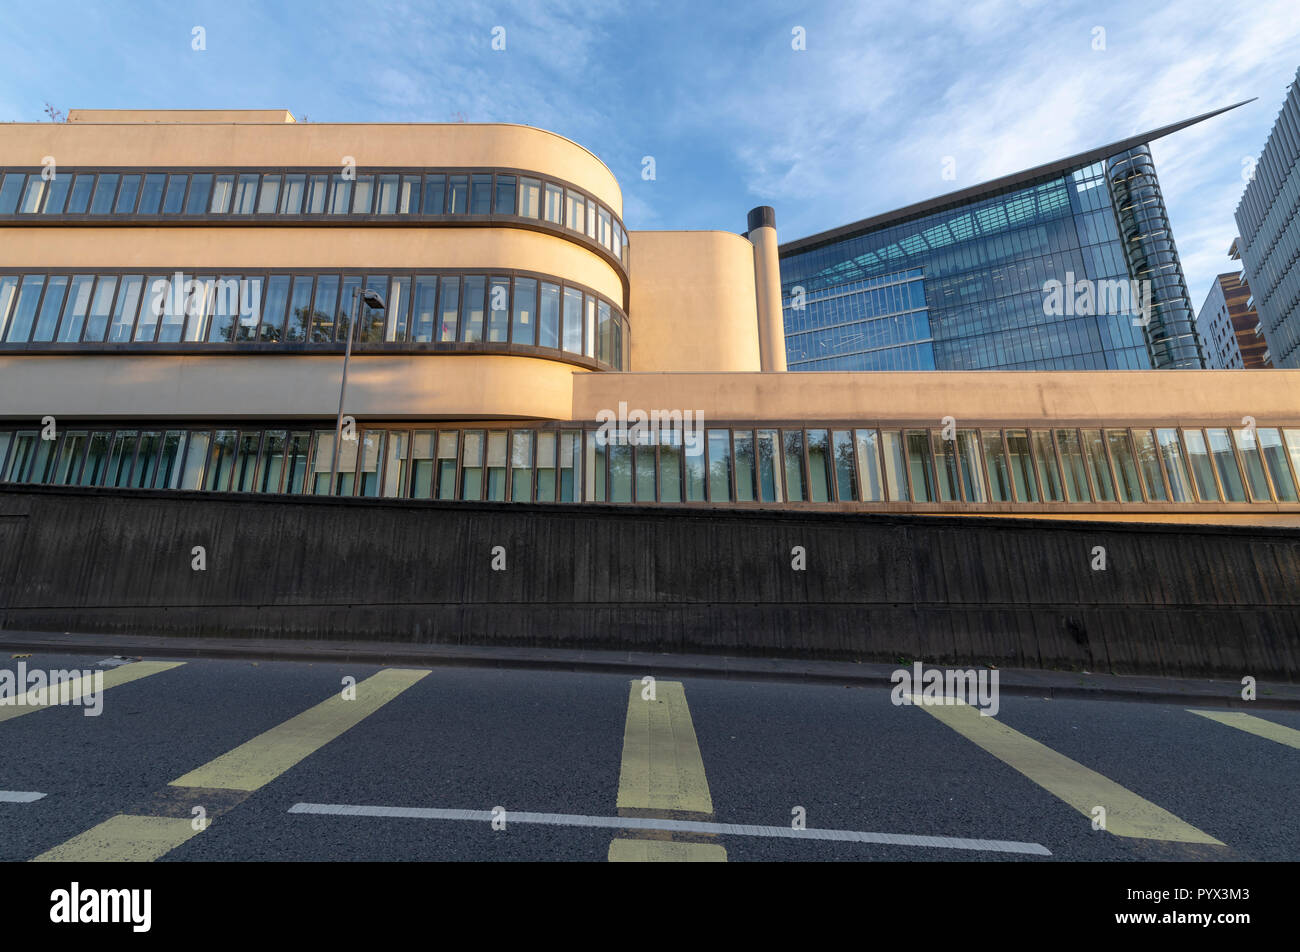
[1,652,1297,862]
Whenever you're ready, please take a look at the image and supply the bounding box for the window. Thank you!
[305,175,329,213]
[358,431,383,496]
[438,277,459,342]
[494,175,516,215]
[1005,430,1038,502]
[1259,428,1298,502]
[1182,429,1219,501]
[57,274,94,342]
[566,190,585,233]
[89,174,119,214]
[280,174,305,214]
[956,430,985,502]
[707,429,732,502]
[107,276,144,343]
[557,286,580,354]
[184,175,212,214]
[209,174,234,213]
[558,430,580,502]
[461,276,486,343]
[510,431,533,502]
[336,276,362,342]
[1081,429,1115,501]
[512,277,536,345]
[1156,429,1192,502]
[31,274,68,342]
[436,432,458,499]
[134,276,166,342]
[410,432,436,498]
[41,175,71,214]
[519,178,540,218]
[138,173,165,214]
[162,175,187,214]
[311,275,340,342]
[0,173,24,214]
[66,174,95,213]
[1056,429,1090,502]
[1233,428,1272,501]
[1205,428,1245,501]
[931,431,958,502]
[1133,429,1168,501]
[544,183,563,224]
[411,276,437,343]
[286,275,314,342]
[598,300,612,364]
[460,431,485,500]
[598,207,613,250]
[539,282,560,348]
[470,174,492,215]
[233,174,258,214]
[113,175,141,214]
[398,176,420,214]
[261,275,290,343]
[684,431,706,502]
[447,175,468,214]
[422,174,445,214]
[758,429,784,502]
[387,276,410,341]
[350,175,374,215]
[375,175,399,215]
[783,430,806,502]
[1106,430,1143,502]
[659,428,683,503]
[487,277,510,343]
[534,432,557,502]
[257,175,281,214]
[1031,430,1063,501]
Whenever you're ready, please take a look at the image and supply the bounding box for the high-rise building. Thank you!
[1196,249,1273,369]
[778,106,1249,371]
[1235,66,1300,368]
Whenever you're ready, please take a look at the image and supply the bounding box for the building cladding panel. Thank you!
[1235,67,1300,368]
[1197,271,1272,370]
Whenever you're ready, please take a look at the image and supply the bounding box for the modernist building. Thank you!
[776,109,1252,372]
[1196,258,1273,370]
[1,110,1299,527]
[1236,66,1300,369]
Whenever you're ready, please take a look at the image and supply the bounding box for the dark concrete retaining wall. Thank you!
[1,484,1298,680]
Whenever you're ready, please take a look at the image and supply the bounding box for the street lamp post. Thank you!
[329,286,386,494]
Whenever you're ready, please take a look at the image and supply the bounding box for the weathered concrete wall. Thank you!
[1,485,1297,680]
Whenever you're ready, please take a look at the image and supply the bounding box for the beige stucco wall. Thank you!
[572,369,1300,425]
[0,354,581,422]
[626,231,762,372]
[0,121,622,216]
[0,226,625,307]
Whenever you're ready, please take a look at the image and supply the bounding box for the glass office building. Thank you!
[1235,67,1300,369]
[777,109,1240,371]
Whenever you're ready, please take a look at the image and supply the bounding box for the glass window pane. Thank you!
[376,175,399,214]
[357,430,383,497]
[534,431,557,502]
[931,432,958,502]
[387,275,410,342]
[461,430,484,500]
[280,174,305,214]
[783,430,806,502]
[311,275,340,342]
[0,275,18,341]
[67,173,96,213]
[1005,430,1038,502]
[635,442,657,502]
[83,275,117,342]
[757,429,784,502]
[832,430,858,501]
[285,275,313,342]
[0,172,26,213]
[707,429,732,502]
[447,175,468,214]
[684,430,706,502]
[609,443,632,503]
[558,430,580,502]
[438,276,459,342]
[57,274,94,342]
[1031,429,1064,502]
[113,174,141,213]
[260,274,290,342]
[460,275,486,343]
[905,430,934,502]
[1234,427,1272,501]
[410,432,436,498]
[360,274,388,343]
[494,175,516,215]
[1133,429,1168,501]
[659,428,682,503]
[956,430,986,502]
[89,173,118,214]
[981,432,1011,501]
[162,174,187,214]
[184,174,212,214]
[436,431,458,500]
[1156,429,1193,502]
[470,174,492,215]
[422,174,445,214]
[138,173,165,214]
[179,432,208,490]
[512,277,537,346]
[485,430,508,501]
[411,275,437,343]
[257,175,281,214]
[733,431,756,502]
[562,287,582,353]
[1183,429,1219,501]
[519,178,540,218]
[305,175,329,214]
[1259,429,1298,502]
[1107,430,1143,502]
[53,431,87,485]
[566,190,585,233]
[209,174,233,213]
[40,174,71,214]
[539,282,560,348]
[351,174,374,214]
[18,175,45,214]
[107,275,144,343]
[80,431,113,486]
[232,173,258,214]
[488,277,509,342]
[328,175,352,214]
[882,430,908,501]
[1082,429,1115,501]
[510,431,533,502]
[31,274,68,342]
[544,183,563,224]
[852,430,883,502]
[1206,428,1247,502]
[336,276,363,343]
[1056,429,1091,502]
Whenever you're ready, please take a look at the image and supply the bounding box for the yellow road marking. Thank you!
[32,814,203,863]
[608,838,727,862]
[1188,710,1300,749]
[0,661,184,723]
[171,668,428,791]
[617,680,714,816]
[910,695,1223,844]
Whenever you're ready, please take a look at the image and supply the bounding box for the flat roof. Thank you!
[779,100,1253,256]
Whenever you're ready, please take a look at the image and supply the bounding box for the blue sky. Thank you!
[2,0,1298,306]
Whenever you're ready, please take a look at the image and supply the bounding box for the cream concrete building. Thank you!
[1,110,1298,526]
